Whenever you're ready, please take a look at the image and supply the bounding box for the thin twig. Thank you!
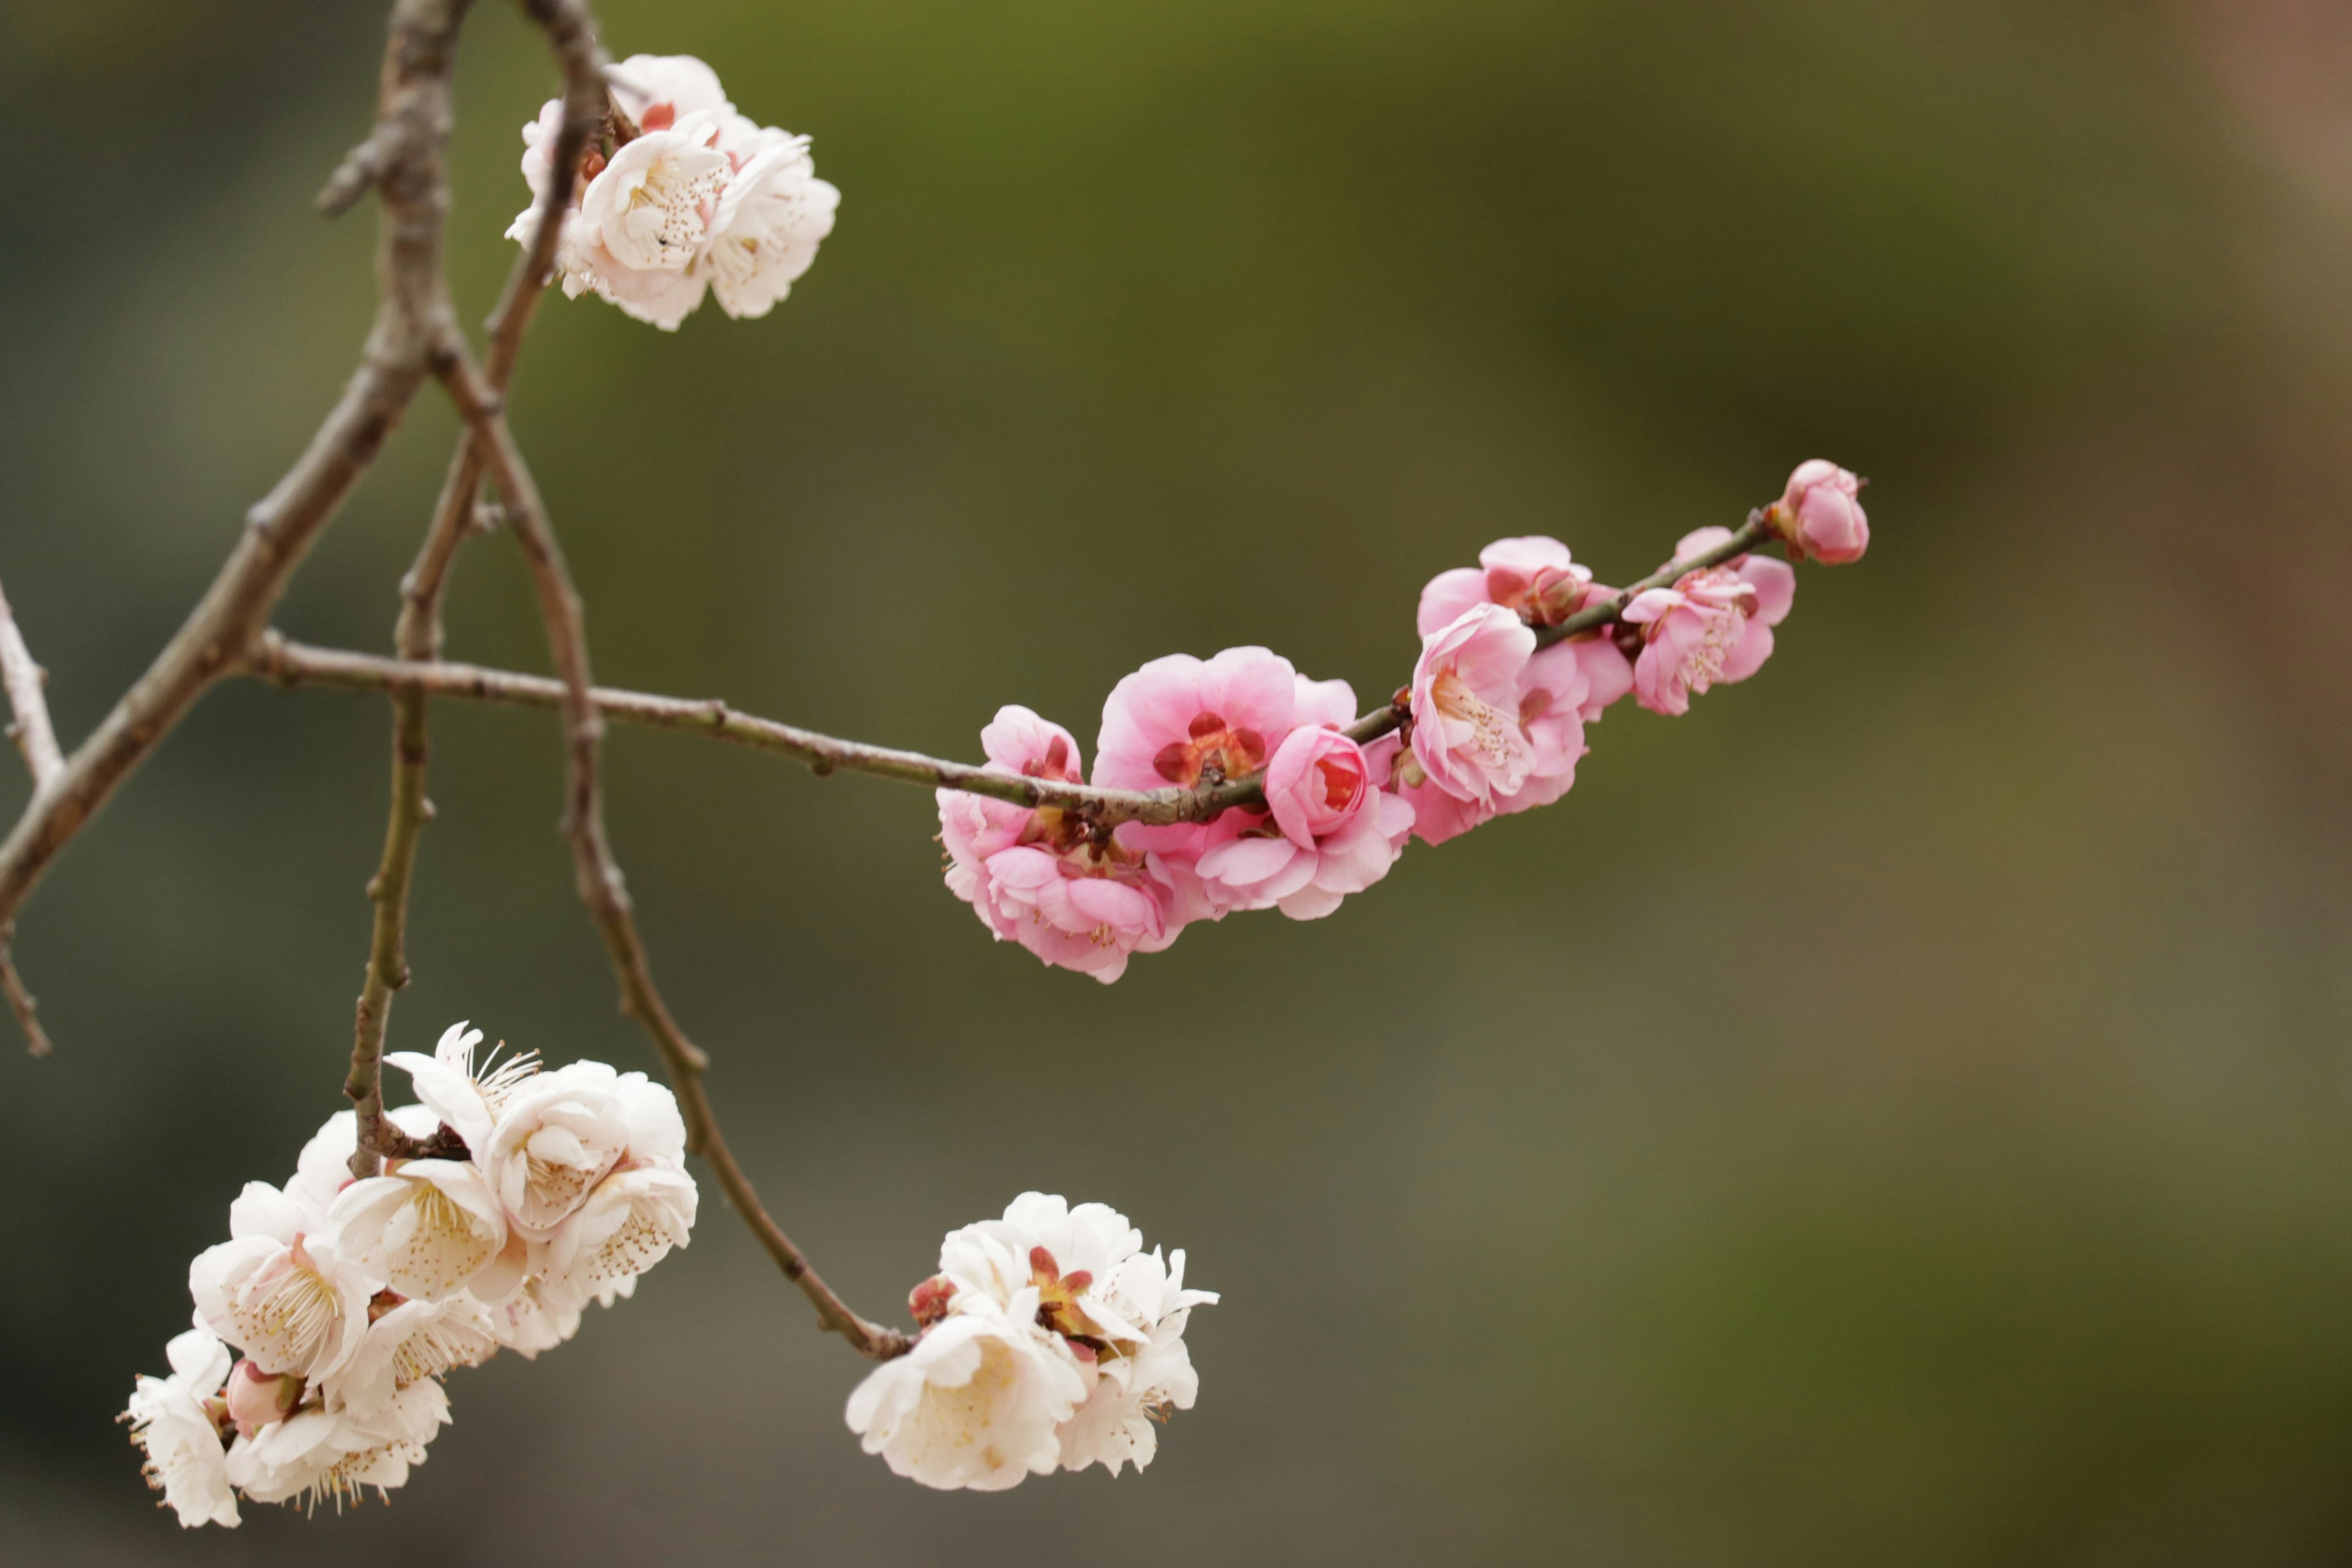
[1329,513,1783,752]
[0,575,63,793]
[1539,513,1774,646]
[256,519,1789,831]
[0,924,52,1059]
[437,344,910,1360]
[346,0,607,1178]
[0,0,470,941]
[252,633,1234,826]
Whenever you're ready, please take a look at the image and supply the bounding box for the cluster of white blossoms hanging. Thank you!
[509,54,840,330]
[847,1194,1216,1489]
[124,1025,697,1525]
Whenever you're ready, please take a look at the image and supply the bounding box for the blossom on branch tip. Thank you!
[1770,459,1869,565]
[510,55,839,331]
[1621,528,1795,717]
[849,1193,1215,1488]
[123,1327,239,1529]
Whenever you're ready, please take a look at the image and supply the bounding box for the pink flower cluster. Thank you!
[939,462,1864,982]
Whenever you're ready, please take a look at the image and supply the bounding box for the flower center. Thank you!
[1431,669,1517,765]
[1314,754,1364,813]
[235,1244,342,1373]
[1028,1246,1101,1341]
[1152,711,1267,785]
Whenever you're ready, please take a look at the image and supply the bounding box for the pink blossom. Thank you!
[1091,647,1307,920]
[1620,529,1796,716]
[1408,606,1537,809]
[1418,535,1634,722]
[937,707,1182,984]
[1773,459,1869,565]
[1418,535,1598,635]
[1378,635,1599,845]
[1195,724,1414,919]
[1095,648,1298,793]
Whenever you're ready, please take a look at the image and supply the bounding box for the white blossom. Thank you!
[483,1275,584,1359]
[860,1193,1217,1488]
[605,53,734,123]
[1055,1246,1218,1476]
[507,54,836,331]
[385,1020,539,1155]
[844,1291,1086,1491]
[940,1192,1149,1342]
[537,1158,698,1308]
[704,129,839,320]
[225,1380,450,1512]
[282,1104,436,1227]
[477,1060,637,1237]
[330,1157,517,1303]
[123,1325,239,1529]
[322,1294,500,1420]
[189,1183,378,1382]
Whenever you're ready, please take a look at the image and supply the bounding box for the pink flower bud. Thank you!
[223,1359,303,1439]
[1774,460,1868,565]
[1264,727,1372,849]
[908,1275,958,1329]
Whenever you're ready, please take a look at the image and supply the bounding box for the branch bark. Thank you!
[0,924,51,1060]
[254,633,1235,824]
[0,0,470,948]
[436,348,909,1360]
[0,575,63,793]
[254,519,1787,832]
[346,0,607,1178]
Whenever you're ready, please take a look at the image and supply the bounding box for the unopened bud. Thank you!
[908,1275,957,1329]
[1770,459,1869,565]
[224,1359,303,1439]
[1529,570,1591,624]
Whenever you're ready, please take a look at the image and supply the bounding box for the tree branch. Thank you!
[435,347,909,1360]
[252,633,1234,826]
[0,575,63,793]
[347,0,607,1179]
[0,0,470,952]
[255,518,1789,835]
[0,924,52,1060]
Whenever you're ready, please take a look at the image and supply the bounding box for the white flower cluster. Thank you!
[509,54,840,330]
[846,1193,1216,1490]
[123,1024,697,1526]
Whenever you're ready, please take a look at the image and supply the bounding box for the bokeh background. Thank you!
[3,0,2350,1562]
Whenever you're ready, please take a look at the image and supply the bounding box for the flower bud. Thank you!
[1771,460,1869,565]
[1264,726,1373,849]
[908,1274,957,1330]
[223,1358,304,1439]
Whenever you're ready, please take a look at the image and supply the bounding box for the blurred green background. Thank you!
[3,0,2350,1562]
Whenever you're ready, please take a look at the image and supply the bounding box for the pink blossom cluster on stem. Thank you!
[123,1025,698,1525]
[938,462,1866,976]
[509,55,839,330]
[846,1194,1216,1489]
